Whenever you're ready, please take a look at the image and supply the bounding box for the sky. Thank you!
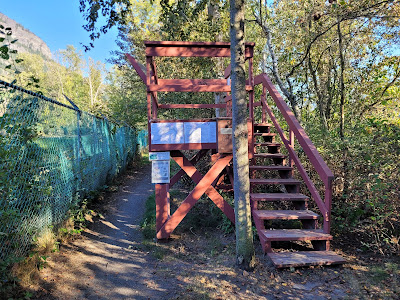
[0,1,119,69]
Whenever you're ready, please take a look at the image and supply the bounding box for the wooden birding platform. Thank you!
[126,41,345,268]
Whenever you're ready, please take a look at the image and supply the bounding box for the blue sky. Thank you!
[0,1,119,68]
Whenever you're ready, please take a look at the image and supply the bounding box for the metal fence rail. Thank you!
[0,80,146,259]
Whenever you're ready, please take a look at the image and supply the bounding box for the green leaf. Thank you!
[0,37,5,42]
[10,39,18,44]
[5,64,11,69]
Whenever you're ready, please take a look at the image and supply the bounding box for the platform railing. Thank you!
[254,73,334,234]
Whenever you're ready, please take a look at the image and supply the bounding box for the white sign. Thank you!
[152,160,170,183]
[151,122,184,144]
[184,121,217,143]
[220,127,232,135]
[149,152,170,161]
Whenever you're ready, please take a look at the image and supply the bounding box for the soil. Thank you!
[25,164,399,299]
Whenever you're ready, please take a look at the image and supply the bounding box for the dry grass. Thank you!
[12,228,56,286]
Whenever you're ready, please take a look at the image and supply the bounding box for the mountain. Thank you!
[0,12,52,60]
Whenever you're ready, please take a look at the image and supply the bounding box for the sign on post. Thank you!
[149,152,170,183]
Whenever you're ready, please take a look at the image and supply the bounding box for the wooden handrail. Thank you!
[254,74,334,186]
[260,96,328,220]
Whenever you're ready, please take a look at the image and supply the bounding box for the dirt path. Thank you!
[35,165,175,299]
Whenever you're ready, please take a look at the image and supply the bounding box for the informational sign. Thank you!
[149,152,170,161]
[151,122,184,144]
[184,122,217,144]
[151,121,217,146]
[152,160,170,183]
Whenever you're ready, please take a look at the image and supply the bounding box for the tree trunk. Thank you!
[337,18,348,197]
[230,0,256,271]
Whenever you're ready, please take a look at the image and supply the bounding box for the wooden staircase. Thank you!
[250,123,345,268]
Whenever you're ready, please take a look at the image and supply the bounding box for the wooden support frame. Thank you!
[156,153,233,239]
[170,151,235,224]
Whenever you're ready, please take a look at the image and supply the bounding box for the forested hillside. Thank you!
[0,12,51,59]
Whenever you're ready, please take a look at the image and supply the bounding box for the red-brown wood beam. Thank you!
[155,184,170,232]
[157,154,233,239]
[170,151,235,223]
[170,150,209,188]
[144,40,255,47]
[224,64,231,79]
[146,46,253,58]
[150,57,158,84]
[159,104,226,109]
[148,84,253,92]
[125,54,147,83]
[158,79,229,85]
[150,118,216,123]
[149,143,217,152]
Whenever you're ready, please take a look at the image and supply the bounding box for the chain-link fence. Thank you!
[0,80,146,260]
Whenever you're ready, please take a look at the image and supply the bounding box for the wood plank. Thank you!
[158,79,229,85]
[146,46,254,58]
[250,178,301,185]
[150,143,217,151]
[159,104,226,109]
[148,84,231,92]
[125,54,147,83]
[260,229,332,242]
[254,143,281,147]
[254,123,273,127]
[148,84,253,92]
[254,153,286,159]
[268,251,346,268]
[249,165,292,171]
[250,193,308,201]
[144,40,255,47]
[150,118,215,123]
[253,210,319,220]
[254,132,276,137]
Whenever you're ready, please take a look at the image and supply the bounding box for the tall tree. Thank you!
[230,0,256,270]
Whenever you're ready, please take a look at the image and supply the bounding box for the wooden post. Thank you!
[262,86,267,123]
[155,184,170,233]
[289,129,295,168]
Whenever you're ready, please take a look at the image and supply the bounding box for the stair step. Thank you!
[254,143,281,147]
[254,133,276,137]
[250,179,301,185]
[260,229,332,242]
[249,165,293,171]
[254,123,273,127]
[253,210,319,220]
[254,153,286,159]
[268,251,346,268]
[250,193,308,201]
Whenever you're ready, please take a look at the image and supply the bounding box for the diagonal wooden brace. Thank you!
[169,149,209,188]
[170,151,235,224]
[157,154,233,239]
